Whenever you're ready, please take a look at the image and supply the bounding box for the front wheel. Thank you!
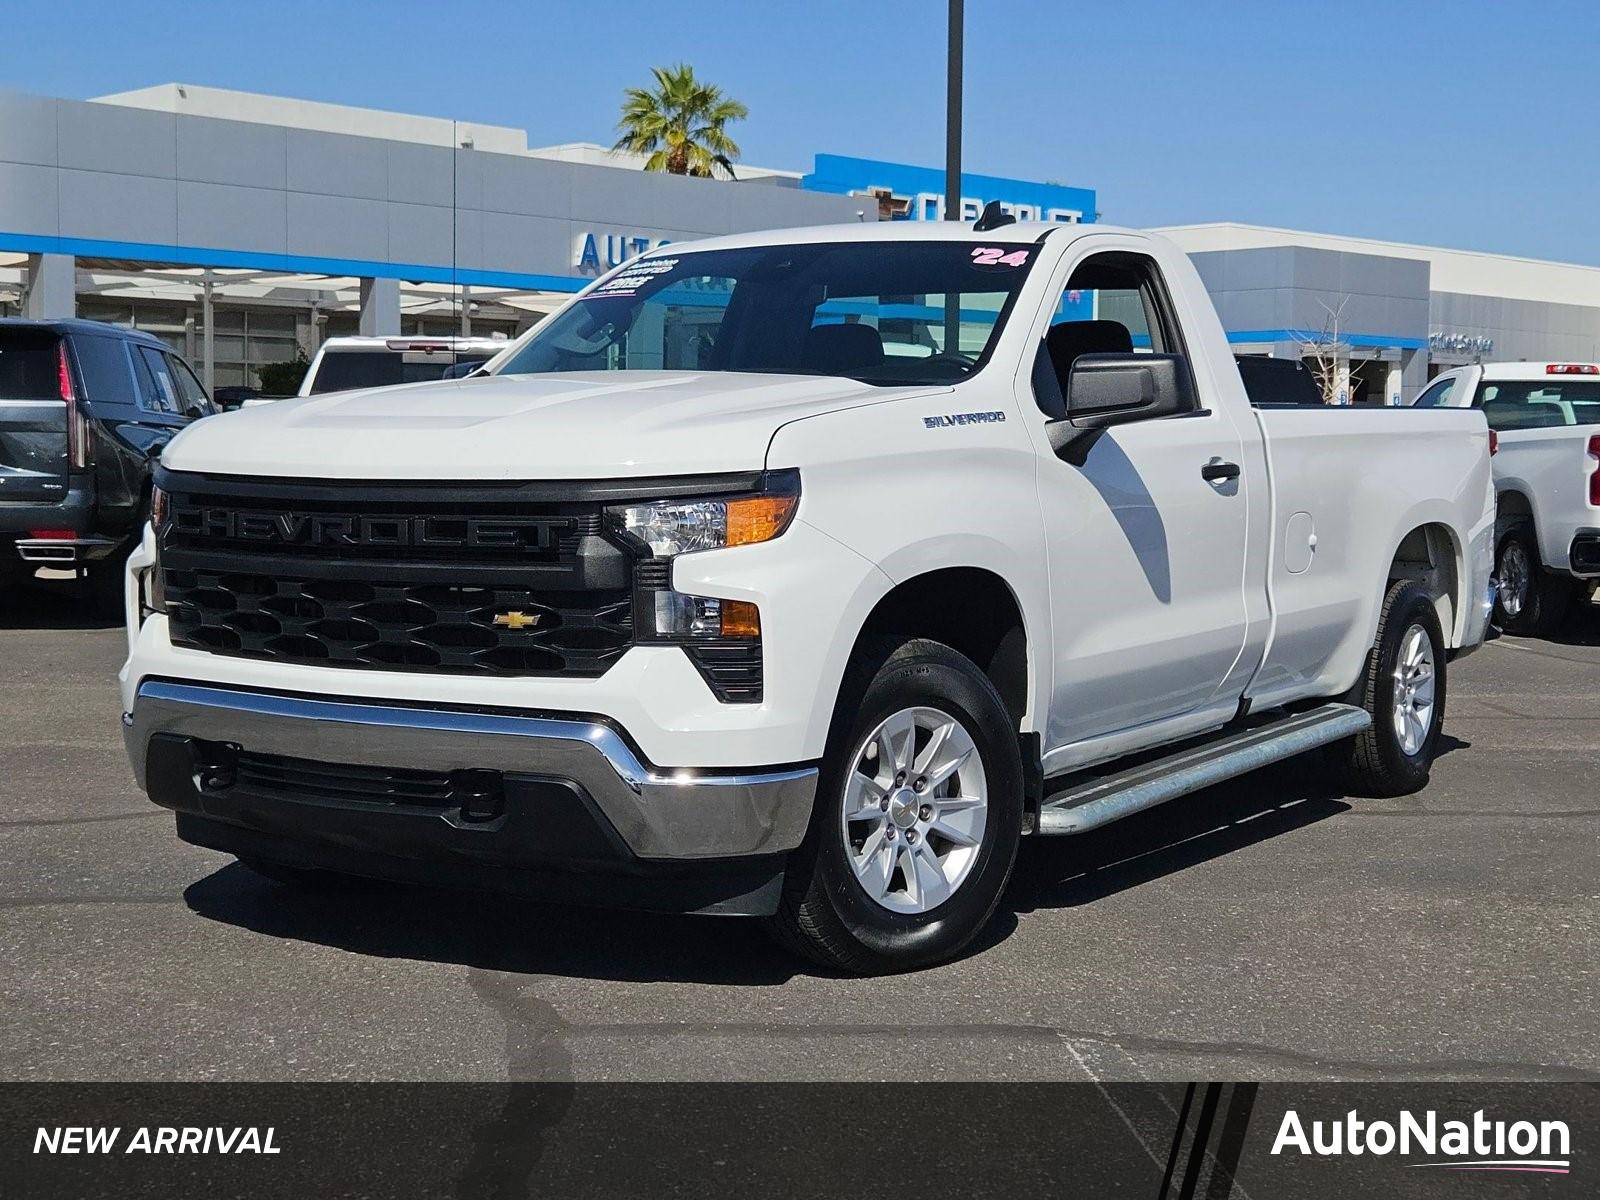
[1329,580,1447,797]
[771,638,1023,974]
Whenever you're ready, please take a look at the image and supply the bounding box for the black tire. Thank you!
[1494,524,1574,637]
[770,638,1024,975]
[1329,580,1447,798]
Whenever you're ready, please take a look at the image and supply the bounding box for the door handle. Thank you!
[1201,460,1241,482]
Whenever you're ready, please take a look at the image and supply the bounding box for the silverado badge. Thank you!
[492,611,541,630]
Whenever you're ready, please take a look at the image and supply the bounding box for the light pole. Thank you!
[945,0,963,223]
[944,0,964,355]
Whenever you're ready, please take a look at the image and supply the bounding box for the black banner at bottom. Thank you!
[4,1082,1596,1198]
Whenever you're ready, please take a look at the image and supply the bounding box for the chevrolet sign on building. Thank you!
[801,153,1097,225]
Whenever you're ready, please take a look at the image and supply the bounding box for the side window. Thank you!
[1032,251,1191,419]
[1412,376,1456,408]
[135,346,179,415]
[165,353,214,418]
[71,335,138,404]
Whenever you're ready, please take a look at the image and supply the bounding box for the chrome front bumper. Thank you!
[122,680,818,860]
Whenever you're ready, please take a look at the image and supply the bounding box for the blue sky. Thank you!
[5,0,1598,263]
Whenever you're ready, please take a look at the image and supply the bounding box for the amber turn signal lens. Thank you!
[720,599,762,639]
[725,494,798,548]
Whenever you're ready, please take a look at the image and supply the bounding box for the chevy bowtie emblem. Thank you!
[493,611,541,630]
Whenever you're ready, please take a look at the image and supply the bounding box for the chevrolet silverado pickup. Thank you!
[119,219,1496,973]
[1413,361,1600,634]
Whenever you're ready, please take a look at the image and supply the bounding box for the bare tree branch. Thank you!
[1291,297,1354,405]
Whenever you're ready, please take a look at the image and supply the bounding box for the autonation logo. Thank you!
[1273,1108,1572,1175]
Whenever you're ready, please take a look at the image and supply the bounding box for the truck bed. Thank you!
[1242,403,1495,710]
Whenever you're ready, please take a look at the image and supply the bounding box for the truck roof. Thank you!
[651,218,1126,257]
[1476,361,1600,381]
[0,316,167,348]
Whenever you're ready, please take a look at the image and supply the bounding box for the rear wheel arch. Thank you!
[1387,522,1462,647]
[1495,487,1536,536]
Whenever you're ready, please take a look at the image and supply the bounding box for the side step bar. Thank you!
[1036,703,1371,835]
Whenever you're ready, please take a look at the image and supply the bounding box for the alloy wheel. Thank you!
[1391,623,1437,756]
[1498,540,1529,619]
[840,706,988,914]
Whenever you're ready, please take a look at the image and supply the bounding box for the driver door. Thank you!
[1029,242,1253,768]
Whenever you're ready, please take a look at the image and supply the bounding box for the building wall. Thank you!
[1189,245,1429,349]
[1430,292,1600,366]
[1160,222,1600,308]
[92,83,530,154]
[0,90,870,292]
[1188,238,1600,396]
[1167,222,1600,385]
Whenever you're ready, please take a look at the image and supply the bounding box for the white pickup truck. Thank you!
[298,335,509,397]
[1413,361,1600,634]
[119,219,1495,973]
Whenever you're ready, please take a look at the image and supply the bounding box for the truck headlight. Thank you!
[605,471,799,558]
[607,474,793,698]
[652,592,761,640]
[139,486,169,616]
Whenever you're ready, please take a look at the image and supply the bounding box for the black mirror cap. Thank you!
[1065,353,1195,431]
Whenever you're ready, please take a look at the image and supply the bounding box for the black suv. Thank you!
[0,319,216,611]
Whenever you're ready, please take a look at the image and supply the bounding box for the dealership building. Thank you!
[3,83,1598,401]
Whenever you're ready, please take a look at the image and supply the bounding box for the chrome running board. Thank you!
[1036,703,1371,835]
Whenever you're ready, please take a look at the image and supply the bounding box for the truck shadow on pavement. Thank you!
[182,864,821,985]
[1007,735,1465,912]
[180,741,1474,981]
[1540,599,1600,646]
[1004,723,1465,908]
[1007,758,1353,912]
[0,573,120,630]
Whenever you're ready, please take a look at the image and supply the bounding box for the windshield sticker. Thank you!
[589,257,682,299]
[970,246,1031,268]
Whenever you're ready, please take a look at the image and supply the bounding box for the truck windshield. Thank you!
[495,241,1039,387]
[1477,380,1600,430]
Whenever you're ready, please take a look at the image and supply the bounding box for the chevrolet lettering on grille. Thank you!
[177,508,568,551]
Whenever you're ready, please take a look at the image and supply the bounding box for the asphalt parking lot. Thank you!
[3,575,1598,1084]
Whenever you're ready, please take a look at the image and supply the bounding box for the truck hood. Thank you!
[163,371,945,480]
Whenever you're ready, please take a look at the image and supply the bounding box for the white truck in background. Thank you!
[120,217,1495,974]
[1414,362,1600,634]
[298,335,509,397]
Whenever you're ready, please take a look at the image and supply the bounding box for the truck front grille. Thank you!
[164,571,632,675]
[158,474,634,679]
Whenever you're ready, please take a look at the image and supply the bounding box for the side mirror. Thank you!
[1046,353,1194,452]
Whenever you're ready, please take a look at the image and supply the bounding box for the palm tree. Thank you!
[614,64,748,180]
